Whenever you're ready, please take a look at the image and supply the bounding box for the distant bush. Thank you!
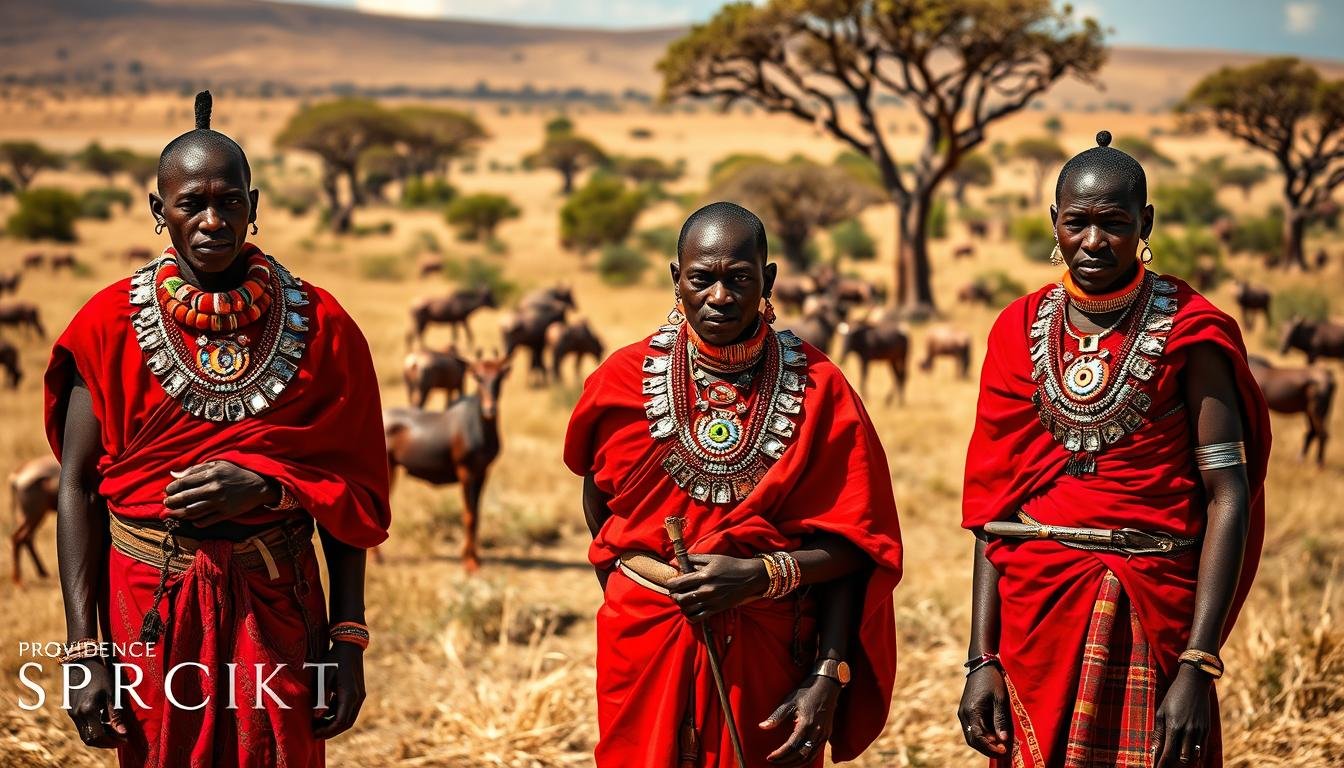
[444,256,517,303]
[1228,211,1282,258]
[926,197,949,240]
[830,218,877,261]
[0,176,14,196]
[958,206,991,225]
[7,187,81,241]
[635,226,679,259]
[1010,216,1055,261]
[1270,286,1331,328]
[971,270,1028,305]
[1150,227,1226,289]
[1153,180,1227,225]
[559,176,646,253]
[357,253,405,281]
[401,177,457,209]
[412,229,442,255]
[629,127,654,140]
[597,243,650,286]
[79,187,134,220]
[350,220,394,237]
[445,193,520,241]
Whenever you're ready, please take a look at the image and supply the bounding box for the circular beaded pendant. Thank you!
[195,335,251,383]
[694,413,743,455]
[705,381,739,407]
[1063,356,1109,401]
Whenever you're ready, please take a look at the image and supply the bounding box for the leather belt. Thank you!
[983,511,1199,556]
[110,514,312,580]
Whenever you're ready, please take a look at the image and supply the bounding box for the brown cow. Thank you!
[967,221,990,238]
[957,281,995,306]
[831,276,885,311]
[771,274,821,315]
[520,284,576,313]
[1250,356,1335,466]
[837,313,909,405]
[0,301,44,337]
[384,354,512,573]
[0,271,20,295]
[0,338,20,388]
[403,344,469,409]
[787,295,845,355]
[1233,281,1272,331]
[49,252,77,271]
[547,318,604,383]
[952,243,976,259]
[21,252,44,270]
[418,256,444,278]
[10,457,59,583]
[1281,317,1344,364]
[1315,248,1329,270]
[920,326,973,379]
[501,296,571,386]
[408,286,497,345]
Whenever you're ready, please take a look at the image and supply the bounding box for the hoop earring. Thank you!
[250,222,259,236]
[762,296,777,325]
[1140,239,1153,264]
[1050,243,1064,266]
[154,221,165,235]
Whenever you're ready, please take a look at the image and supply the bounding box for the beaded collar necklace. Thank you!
[643,322,807,504]
[129,247,311,422]
[1029,270,1178,476]
[1062,262,1146,314]
[686,318,768,375]
[157,248,273,332]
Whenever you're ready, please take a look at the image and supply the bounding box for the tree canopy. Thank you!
[660,0,1104,308]
[559,175,646,252]
[1012,136,1067,205]
[1111,135,1174,168]
[524,132,607,194]
[446,193,521,241]
[949,152,994,204]
[0,141,63,190]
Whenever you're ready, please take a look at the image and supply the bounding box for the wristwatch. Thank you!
[814,658,851,687]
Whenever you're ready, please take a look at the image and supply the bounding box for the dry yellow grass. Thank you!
[1,94,1342,767]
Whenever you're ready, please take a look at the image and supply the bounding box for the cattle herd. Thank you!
[3,250,1343,580]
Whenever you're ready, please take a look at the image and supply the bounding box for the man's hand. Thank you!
[65,659,128,749]
[665,554,768,622]
[759,674,841,765]
[163,460,279,526]
[312,642,367,739]
[1152,665,1212,767]
[958,663,1012,757]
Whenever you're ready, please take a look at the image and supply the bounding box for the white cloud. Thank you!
[1284,1,1319,35]
[354,0,450,19]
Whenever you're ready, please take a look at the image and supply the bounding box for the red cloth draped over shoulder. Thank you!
[961,276,1270,767]
[42,269,390,547]
[565,334,903,765]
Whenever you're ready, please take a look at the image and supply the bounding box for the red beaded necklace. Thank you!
[686,318,768,375]
[156,246,273,332]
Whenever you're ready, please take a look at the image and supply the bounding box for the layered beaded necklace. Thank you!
[644,320,807,504]
[129,245,310,422]
[1029,268,1178,475]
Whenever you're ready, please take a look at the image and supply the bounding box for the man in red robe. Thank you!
[43,92,389,767]
[565,202,903,766]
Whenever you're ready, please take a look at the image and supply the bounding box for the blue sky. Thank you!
[266,0,1342,59]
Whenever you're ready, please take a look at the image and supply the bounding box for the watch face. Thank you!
[836,661,852,685]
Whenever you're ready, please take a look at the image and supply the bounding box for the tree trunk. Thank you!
[561,168,575,195]
[1032,165,1046,206]
[1283,208,1308,270]
[894,193,937,312]
[780,234,810,271]
[321,166,351,234]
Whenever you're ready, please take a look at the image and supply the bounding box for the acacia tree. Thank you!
[1112,135,1174,169]
[276,98,410,232]
[0,141,63,190]
[1012,136,1067,206]
[1217,164,1269,200]
[660,0,1104,309]
[711,157,882,269]
[525,132,607,194]
[949,152,994,205]
[446,193,521,241]
[397,106,487,179]
[1181,58,1344,269]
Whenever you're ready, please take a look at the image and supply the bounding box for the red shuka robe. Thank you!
[962,276,1270,767]
[43,259,390,768]
[564,332,903,767]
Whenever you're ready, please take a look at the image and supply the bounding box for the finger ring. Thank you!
[803,740,814,749]
[1195,745,1202,751]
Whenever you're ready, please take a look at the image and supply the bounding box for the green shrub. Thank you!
[972,270,1028,304]
[597,243,650,286]
[7,187,82,241]
[1269,287,1331,339]
[412,229,442,255]
[1010,216,1055,261]
[445,193,520,241]
[1149,227,1226,288]
[958,206,990,225]
[635,226,679,259]
[926,197,949,240]
[559,176,646,252]
[1153,179,1227,225]
[357,253,406,281]
[350,220,394,237]
[830,218,877,261]
[444,256,517,303]
[1228,211,1282,258]
[401,177,457,209]
[79,187,134,220]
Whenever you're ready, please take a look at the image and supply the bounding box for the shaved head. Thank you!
[157,91,251,192]
[677,201,768,265]
[1054,130,1147,210]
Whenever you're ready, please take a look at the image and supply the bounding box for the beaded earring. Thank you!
[762,296,777,325]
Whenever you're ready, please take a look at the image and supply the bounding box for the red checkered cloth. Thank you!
[1061,570,1156,767]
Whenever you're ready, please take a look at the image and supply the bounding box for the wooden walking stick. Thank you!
[665,516,748,768]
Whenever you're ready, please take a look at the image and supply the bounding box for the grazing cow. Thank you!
[417,256,443,278]
[408,286,497,345]
[384,354,512,573]
[403,344,469,409]
[21,252,44,270]
[1281,317,1344,364]
[920,326,973,379]
[952,244,976,260]
[831,277,884,311]
[1315,249,1329,270]
[10,457,59,584]
[1210,217,1235,246]
[967,221,990,238]
[501,297,571,386]
[837,314,909,405]
[787,295,844,356]
[0,271,20,295]
[957,281,995,306]
[772,274,821,314]
[49,252,77,271]
[547,319,604,383]
[0,338,20,388]
[1233,281,1272,331]
[125,246,154,263]
[521,284,576,313]
[1250,356,1335,466]
[0,301,44,337]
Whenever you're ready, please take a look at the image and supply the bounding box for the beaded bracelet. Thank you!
[761,551,801,599]
[963,652,1001,677]
[329,621,370,651]
[1177,648,1224,679]
[60,638,103,664]
[267,482,301,512]
[759,554,781,598]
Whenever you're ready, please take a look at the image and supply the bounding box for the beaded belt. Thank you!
[109,514,313,580]
[983,510,1199,556]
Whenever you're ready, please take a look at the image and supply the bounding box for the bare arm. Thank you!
[57,374,105,644]
[581,473,613,589]
[312,525,370,739]
[958,534,1011,757]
